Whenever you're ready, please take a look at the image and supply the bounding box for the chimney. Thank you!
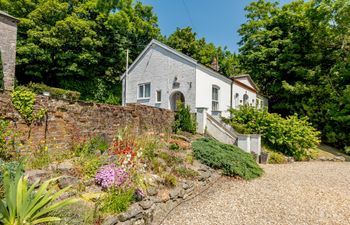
[211,56,220,72]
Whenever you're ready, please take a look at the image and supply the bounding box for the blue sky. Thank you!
[140,0,292,52]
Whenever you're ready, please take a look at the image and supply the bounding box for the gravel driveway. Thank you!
[162,162,350,225]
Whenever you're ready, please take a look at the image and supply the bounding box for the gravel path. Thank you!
[162,162,350,225]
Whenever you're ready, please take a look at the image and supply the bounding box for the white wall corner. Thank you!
[196,107,208,134]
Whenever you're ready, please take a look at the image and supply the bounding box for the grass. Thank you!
[100,188,135,214]
[192,138,263,180]
[162,173,177,187]
[158,152,183,167]
[175,166,199,178]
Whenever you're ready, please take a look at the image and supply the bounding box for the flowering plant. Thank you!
[95,164,129,189]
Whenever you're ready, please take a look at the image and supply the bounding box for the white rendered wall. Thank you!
[125,44,197,111]
[232,83,257,109]
[195,67,232,118]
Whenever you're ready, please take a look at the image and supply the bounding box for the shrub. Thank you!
[175,167,199,178]
[162,173,177,187]
[158,152,183,167]
[192,138,263,180]
[0,118,16,160]
[267,151,287,164]
[225,106,321,160]
[173,102,197,134]
[80,157,102,179]
[137,136,159,161]
[12,86,47,127]
[75,135,109,157]
[345,146,350,155]
[100,188,134,214]
[0,170,78,225]
[28,82,81,101]
[169,143,181,152]
[27,143,50,169]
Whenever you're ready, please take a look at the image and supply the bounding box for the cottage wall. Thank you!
[125,44,197,111]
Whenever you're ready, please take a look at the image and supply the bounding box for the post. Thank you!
[196,107,207,134]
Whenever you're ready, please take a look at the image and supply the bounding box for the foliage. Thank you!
[158,152,183,167]
[267,151,287,164]
[27,143,50,169]
[192,138,263,180]
[169,143,181,152]
[74,135,109,157]
[345,146,350,155]
[166,27,243,76]
[0,170,78,225]
[0,0,160,104]
[0,160,23,183]
[173,102,197,134]
[11,87,46,127]
[175,167,199,178]
[225,106,321,160]
[0,53,3,90]
[80,157,102,179]
[28,82,81,101]
[100,188,135,214]
[137,136,159,161]
[239,0,350,148]
[162,173,177,187]
[0,119,16,160]
[95,164,129,189]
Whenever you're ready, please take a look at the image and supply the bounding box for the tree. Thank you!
[238,0,350,149]
[0,0,160,103]
[166,27,243,77]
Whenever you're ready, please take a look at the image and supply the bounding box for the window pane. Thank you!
[156,90,161,102]
[145,83,151,98]
[139,85,144,98]
[212,87,219,101]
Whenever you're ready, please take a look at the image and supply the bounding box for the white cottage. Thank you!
[122,39,265,118]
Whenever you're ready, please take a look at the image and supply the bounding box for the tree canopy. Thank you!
[239,0,350,148]
[0,0,160,103]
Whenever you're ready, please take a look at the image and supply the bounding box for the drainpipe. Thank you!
[230,79,233,109]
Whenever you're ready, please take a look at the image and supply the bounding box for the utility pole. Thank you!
[123,49,129,106]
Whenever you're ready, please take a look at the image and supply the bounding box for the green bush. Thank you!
[100,188,134,214]
[192,138,263,180]
[158,152,183,167]
[162,173,177,187]
[28,82,81,101]
[224,106,321,160]
[173,102,197,134]
[267,151,287,164]
[0,118,16,160]
[79,156,102,179]
[345,146,350,155]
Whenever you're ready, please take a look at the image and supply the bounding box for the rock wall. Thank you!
[0,92,174,153]
[0,11,19,91]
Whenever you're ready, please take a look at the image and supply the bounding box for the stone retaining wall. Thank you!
[0,92,174,153]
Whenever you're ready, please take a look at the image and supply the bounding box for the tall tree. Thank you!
[239,0,350,148]
[166,27,242,77]
[0,0,160,102]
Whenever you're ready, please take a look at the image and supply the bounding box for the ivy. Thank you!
[11,87,47,127]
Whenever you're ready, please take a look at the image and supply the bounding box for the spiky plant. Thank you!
[0,169,78,225]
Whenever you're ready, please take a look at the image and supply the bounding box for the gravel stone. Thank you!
[163,162,350,225]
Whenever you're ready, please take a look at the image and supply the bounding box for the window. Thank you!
[212,86,219,111]
[156,90,161,103]
[243,94,249,105]
[235,93,239,108]
[138,83,151,99]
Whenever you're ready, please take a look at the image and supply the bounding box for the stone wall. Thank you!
[0,92,174,153]
[0,11,19,91]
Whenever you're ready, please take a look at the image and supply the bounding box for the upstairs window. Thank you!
[212,86,220,111]
[138,83,151,99]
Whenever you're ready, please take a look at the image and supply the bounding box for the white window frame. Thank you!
[156,90,162,103]
[212,85,220,111]
[138,83,151,99]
